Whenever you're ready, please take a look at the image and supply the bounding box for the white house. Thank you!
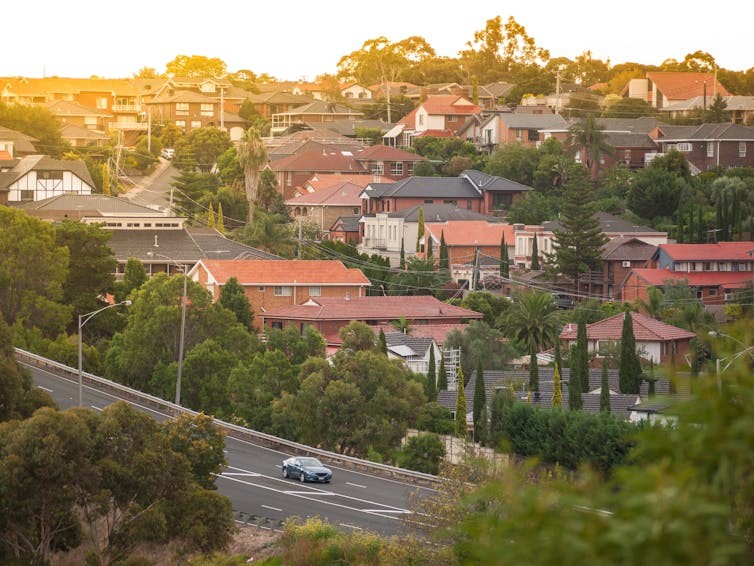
[1,155,94,203]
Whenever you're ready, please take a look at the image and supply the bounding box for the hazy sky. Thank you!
[4,1,752,80]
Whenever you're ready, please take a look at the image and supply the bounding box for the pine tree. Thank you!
[500,233,509,278]
[528,339,539,400]
[455,367,467,438]
[619,312,642,394]
[576,319,590,393]
[416,207,425,252]
[600,359,611,413]
[568,352,583,410]
[473,359,486,440]
[399,238,406,269]
[437,356,448,390]
[439,231,449,271]
[216,202,225,233]
[207,203,216,228]
[530,237,540,270]
[426,346,437,401]
[378,328,388,355]
[552,361,563,408]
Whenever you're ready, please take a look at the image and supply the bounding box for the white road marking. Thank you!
[224,472,261,477]
[90,405,103,411]
[37,386,52,392]
[346,482,367,489]
[340,523,362,531]
[360,509,412,514]
[261,505,282,512]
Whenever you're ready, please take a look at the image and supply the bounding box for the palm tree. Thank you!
[567,114,613,186]
[237,126,268,224]
[239,210,293,255]
[501,289,562,354]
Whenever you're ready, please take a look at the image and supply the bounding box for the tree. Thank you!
[426,346,437,401]
[530,236,540,270]
[439,231,449,272]
[378,328,388,355]
[500,233,509,278]
[397,433,445,475]
[600,359,611,413]
[501,289,561,354]
[552,360,563,408]
[399,237,406,269]
[256,168,280,212]
[426,232,434,259]
[528,339,540,401]
[627,165,686,222]
[438,356,448,390]
[237,126,269,224]
[576,319,590,393]
[445,321,514,380]
[472,359,486,439]
[218,276,254,328]
[0,101,69,157]
[551,177,608,293]
[163,412,226,489]
[236,210,293,256]
[705,93,730,122]
[602,97,657,118]
[619,312,642,394]
[455,368,467,438]
[165,54,228,78]
[416,207,425,252]
[566,113,613,184]
[174,126,232,173]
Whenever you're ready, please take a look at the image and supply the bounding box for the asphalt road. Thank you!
[26,363,438,536]
[122,158,177,212]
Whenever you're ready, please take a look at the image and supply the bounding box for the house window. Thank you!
[20,190,34,200]
[739,142,747,157]
[176,103,189,116]
[353,207,360,214]
[175,120,186,129]
[271,321,283,330]
[677,142,692,152]
[200,103,214,117]
[37,170,64,180]
[191,121,202,129]
[274,286,292,296]
[527,129,539,142]
[515,129,523,141]
[258,286,265,292]
[407,163,415,175]
[709,289,718,296]
[707,142,714,157]
[443,199,457,206]
[371,163,384,175]
[309,286,321,296]
[390,162,403,176]
[96,97,108,109]
[418,114,424,126]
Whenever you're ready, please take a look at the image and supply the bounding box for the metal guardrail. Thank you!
[15,348,443,488]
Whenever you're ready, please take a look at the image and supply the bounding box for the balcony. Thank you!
[109,121,147,131]
[112,104,141,113]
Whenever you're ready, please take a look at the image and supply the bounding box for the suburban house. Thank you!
[382,331,442,376]
[267,149,371,199]
[476,112,569,153]
[352,144,426,179]
[652,123,754,173]
[286,180,363,233]
[328,215,361,244]
[360,203,499,264]
[1,155,94,203]
[13,193,175,225]
[621,71,730,109]
[402,82,514,110]
[188,259,371,329]
[621,241,754,305]
[260,295,484,346]
[600,237,658,300]
[265,130,367,162]
[360,169,531,217]
[59,123,111,148]
[244,90,316,120]
[0,125,39,158]
[559,311,696,366]
[385,94,481,148]
[658,95,754,125]
[46,99,111,135]
[270,100,364,136]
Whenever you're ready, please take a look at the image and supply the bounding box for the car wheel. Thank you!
[299,470,306,483]
[282,465,288,478]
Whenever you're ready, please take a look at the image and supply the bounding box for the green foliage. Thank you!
[455,368,467,438]
[234,210,293,257]
[500,233,509,278]
[174,127,232,173]
[437,356,448,391]
[416,402,454,434]
[552,362,563,408]
[530,236,540,270]
[602,97,657,118]
[485,142,540,186]
[397,433,446,475]
[219,277,254,328]
[507,190,561,225]
[388,257,449,295]
[171,169,222,220]
[165,55,228,78]
[0,101,69,157]
[627,165,686,221]
[472,359,486,437]
[445,321,514,380]
[600,359,611,412]
[163,413,227,489]
[500,289,561,354]
[426,346,437,401]
[412,160,438,176]
[618,312,642,394]
[439,231,448,271]
[264,325,325,364]
[456,291,510,327]
[115,258,148,303]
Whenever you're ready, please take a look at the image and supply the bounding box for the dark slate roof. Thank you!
[602,237,657,261]
[658,122,754,141]
[305,119,392,137]
[0,155,95,189]
[107,227,280,263]
[596,117,665,133]
[460,169,533,193]
[388,203,498,222]
[329,215,360,232]
[604,132,657,149]
[500,113,570,129]
[384,331,433,358]
[364,170,531,200]
[545,212,659,234]
[15,194,162,214]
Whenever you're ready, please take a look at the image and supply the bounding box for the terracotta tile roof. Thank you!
[262,295,483,322]
[560,311,695,342]
[269,149,367,173]
[415,129,456,138]
[425,221,514,247]
[630,268,752,289]
[419,95,481,115]
[645,71,730,100]
[285,181,363,206]
[0,150,11,160]
[198,259,370,286]
[354,144,427,162]
[303,173,376,192]
[659,242,754,261]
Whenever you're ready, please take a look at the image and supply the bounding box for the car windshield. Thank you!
[299,457,322,467]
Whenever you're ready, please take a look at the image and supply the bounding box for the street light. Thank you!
[78,300,131,407]
[708,330,754,388]
[147,251,188,406]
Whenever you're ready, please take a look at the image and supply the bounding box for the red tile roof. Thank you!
[269,150,367,173]
[419,95,481,116]
[425,221,513,247]
[659,241,754,261]
[197,259,370,286]
[631,268,752,289]
[261,295,483,321]
[355,144,427,162]
[285,181,363,206]
[560,311,695,342]
[646,71,730,100]
[304,174,376,191]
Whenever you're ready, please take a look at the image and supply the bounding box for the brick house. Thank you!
[352,144,426,179]
[261,295,483,345]
[267,149,370,199]
[385,94,481,148]
[270,100,364,136]
[286,180,363,233]
[188,259,371,329]
[600,237,657,300]
[477,112,569,153]
[560,311,695,366]
[621,71,730,109]
[652,123,754,173]
[621,268,752,306]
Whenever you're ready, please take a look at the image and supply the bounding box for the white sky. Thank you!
[4,1,753,81]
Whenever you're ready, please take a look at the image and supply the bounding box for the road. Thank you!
[27,363,438,536]
[122,158,177,212]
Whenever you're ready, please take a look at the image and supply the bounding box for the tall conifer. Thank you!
[455,368,467,438]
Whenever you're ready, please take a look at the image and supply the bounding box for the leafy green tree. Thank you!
[528,340,539,400]
[218,276,254,328]
[256,168,281,213]
[551,177,608,293]
[399,237,406,269]
[0,207,70,337]
[705,93,730,122]
[174,126,232,173]
[165,54,228,78]
[416,207,425,252]
[472,359,486,439]
[413,160,438,176]
[115,258,147,302]
[627,165,686,222]
[485,142,540,186]
[378,328,388,355]
[507,190,562,225]
[552,361,563,408]
[618,312,642,394]
[455,368,467,438]
[237,126,269,223]
[398,433,445,475]
[602,97,657,118]
[458,291,510,327]
[445,321,514,380]
[500,233,509,278]
[235,209,293,256]
[264,325,325,363]
[600,359,611,412]
[388,257,449,295]
[416,402,454,434]
[439,231,449,271]
[171,169,221,219]
[426,346,437,401]
[0,101,69,157]
[162,412,226,489]
[576,319,590,393]
[501,289,561,353]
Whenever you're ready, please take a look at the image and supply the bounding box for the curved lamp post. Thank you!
[708,330,754,389]
[78,300,131,406]
[147,251,188,406]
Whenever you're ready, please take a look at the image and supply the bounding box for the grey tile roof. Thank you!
[15,194,162,214]
[389,203,497,222]
[366,176,481,199]
[604,132,658,149]
[545,212,659,234]
[659,122,754,141]
[500,113,570,130]
[461,169,532,193]
[329,215,360,232]
[596,117,665,133]
[384,331,433,357]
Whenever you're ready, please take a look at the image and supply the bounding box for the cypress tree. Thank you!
[568,351,582,410]
[207,203,216,228]
[528,340,539,400]
[647,360,656,397]
[439,230,449,271]
[416,207,425,252]
[426,346,437,401]
[600,359,611,413]
[426,233,433,260]
[216,202,225,233]
[552,361,563,408]
[619,312,642,394]
[500,233,509,278]
[576,320,590,392]
[530,237,540,270]
[554,334,563,377]
[399,238,406,269]
[455,368,467,438]
[473,359,486,438]
[437,356,448,390]
[378,328,388,355]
